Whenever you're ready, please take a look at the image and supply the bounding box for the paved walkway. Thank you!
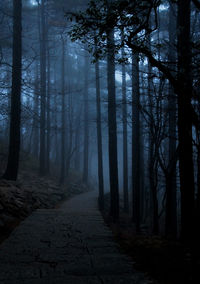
[0,190,152,284]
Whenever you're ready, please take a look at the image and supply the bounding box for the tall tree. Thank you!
[3,0,22,181]
[46,33,51,174]
[82,50,89,183]
[132,47,141,231]
[121,31,129,214]
[177,0,195,241]
[95,39,104,210]
[60,35,66,184]
[32,61,39,158]
[39,0,47,176]
[147,31,159,234]
[107,0,119,221]
[165,1,177,238]
[123,0,195,240]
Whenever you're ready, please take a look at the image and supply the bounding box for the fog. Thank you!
[1,2,200,273]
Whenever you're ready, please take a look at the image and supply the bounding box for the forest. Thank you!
[0,0,200,283]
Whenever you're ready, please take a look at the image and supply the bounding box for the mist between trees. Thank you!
[0,0,200,244]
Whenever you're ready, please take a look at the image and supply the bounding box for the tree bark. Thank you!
[132,48,140,231]
[146,27,159,235]
[177,0,195,242]
[82,50,89,183]
[60,36,66,184]
[121,32,129,214]
[74,109,81,171]
[39,0,46,176]
[3,0,22,181]
[95,41,104,210]
[32,61,39,158]
[46,41,51,174]
[165,1,177,239]
[107,1,119,221]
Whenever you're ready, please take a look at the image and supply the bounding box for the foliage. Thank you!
[67,0,161,61]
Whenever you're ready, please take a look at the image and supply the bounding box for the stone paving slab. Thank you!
[0,190,154,284]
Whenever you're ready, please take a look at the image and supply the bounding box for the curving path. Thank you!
[0,190,152,283]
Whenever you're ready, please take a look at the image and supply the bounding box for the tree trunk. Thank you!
[165,1,177,239]
[177,0,195,242]
[146,27,159,235]
[82,50,89,184]
[66,91,73,179]
[3,0,22,181]
[60,36,66,184]
[32,62,39,158]
[39,0,46,176]
[139,107,145,223]
[46,44,51,174]
[74,109,81,171]
[95,41,104,210]
[197,147,200,236]
[132,48,140,231]
[121,32,129,214]
[107,1,119,221]
[52,63,59,166]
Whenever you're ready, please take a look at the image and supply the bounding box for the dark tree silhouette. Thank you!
[165,1,177,239]
[39,0,47,176]
[132,47,141,231]
[82,50,90,184]
[3,0,22,181]
[107,0,119,221]
[121,31,129,214]
[177,0,195,242]
[60,35,66,184]
[95,39,105,210]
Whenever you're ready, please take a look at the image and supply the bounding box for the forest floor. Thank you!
[0,156,90,245]
[102,193,200,284]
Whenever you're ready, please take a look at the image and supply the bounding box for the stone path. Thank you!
[0,190,153,284]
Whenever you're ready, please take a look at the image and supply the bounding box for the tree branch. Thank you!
[126,38,177,88]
